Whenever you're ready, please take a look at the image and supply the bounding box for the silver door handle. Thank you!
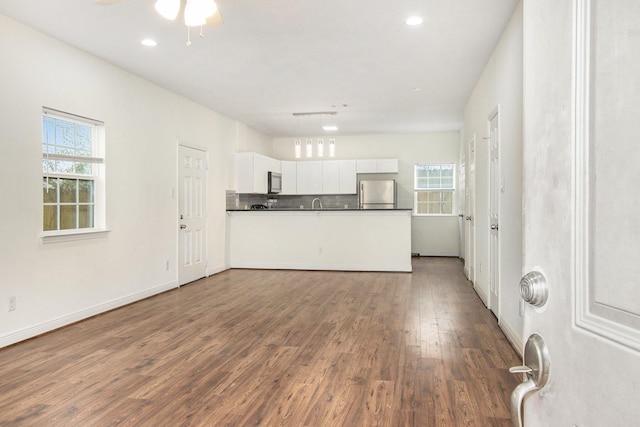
[180,224,186,229]
[519,271,548,307]
[509,334,550,427]
[510,379,538,427]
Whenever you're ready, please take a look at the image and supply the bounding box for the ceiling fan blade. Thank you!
[95,0,125,5]
[205,9,224,27]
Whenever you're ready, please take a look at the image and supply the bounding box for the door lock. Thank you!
[180,224,186,229]
[491,224,499,230]
[465,216,472,221]
[519,270,548,307]
[509,334,550,427]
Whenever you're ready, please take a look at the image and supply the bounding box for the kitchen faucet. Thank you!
[312,198,323,210]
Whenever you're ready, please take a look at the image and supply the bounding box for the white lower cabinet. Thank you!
[229,210,412,272]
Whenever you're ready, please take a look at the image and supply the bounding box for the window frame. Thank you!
[413,163,456,217]
[41,107,107,242]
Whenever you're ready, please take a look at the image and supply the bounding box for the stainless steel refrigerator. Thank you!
[359,180,396,209]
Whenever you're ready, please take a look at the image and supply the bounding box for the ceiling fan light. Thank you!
[155,0,180,21]
[184,1,207,27]
[192,0,217,18]
[184,1,207,26]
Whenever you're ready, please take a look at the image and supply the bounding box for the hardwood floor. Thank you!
[0,257,520,426]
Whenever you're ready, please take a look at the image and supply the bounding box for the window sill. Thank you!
[41,228,111,244]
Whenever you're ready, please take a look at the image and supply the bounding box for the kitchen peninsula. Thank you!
[227,208,412,272]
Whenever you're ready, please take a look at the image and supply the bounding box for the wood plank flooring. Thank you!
[0,257,521,426]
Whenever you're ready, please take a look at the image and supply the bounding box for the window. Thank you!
[42,108,105,234]
[414,163,455,215]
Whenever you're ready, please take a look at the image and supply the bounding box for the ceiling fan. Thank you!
[96,0,224,38]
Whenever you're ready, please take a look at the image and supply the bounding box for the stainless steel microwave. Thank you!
[268,171,282,194]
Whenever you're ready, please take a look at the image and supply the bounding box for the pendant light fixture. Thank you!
[292,111,338,158]
[317,139,324,157]
[294,139,302,158]
[306,139,313,158]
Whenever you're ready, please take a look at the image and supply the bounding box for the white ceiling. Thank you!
[0,0,518,137]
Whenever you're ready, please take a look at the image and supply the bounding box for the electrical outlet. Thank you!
[9,296,16,311]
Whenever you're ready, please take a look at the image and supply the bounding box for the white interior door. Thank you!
[178,145,207,286]
[458,154,466,260]
[465,134,476,283]
[488,110,500,317]
[520,0,640,425]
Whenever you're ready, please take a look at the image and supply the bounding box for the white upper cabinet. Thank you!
[308,161,324,194]
[296,161,311,194]
[338,160,357,194]
[356,159,377,173]
[236,152,394,194]
[281,161,297,195]
[376,158,398,173]
[236,152,281,194]
[294,160,356,195]
[356,158,399,173]
[322,160,340,194]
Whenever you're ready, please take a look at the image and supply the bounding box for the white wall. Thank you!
[0,15,269,347]
[273,132,460,256]
[462,2,523,349]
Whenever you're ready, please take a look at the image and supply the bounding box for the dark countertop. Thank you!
[226,208,412,212]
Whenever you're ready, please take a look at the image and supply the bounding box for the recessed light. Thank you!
[141,38,158,47]
[322,125,338,132]
[406,16,423,26]
[412,87,422,92]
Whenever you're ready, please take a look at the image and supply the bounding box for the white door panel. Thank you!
[178,145,207,286]
[489,110,500,317]
[519,0,640,425]
[465,134,476,283]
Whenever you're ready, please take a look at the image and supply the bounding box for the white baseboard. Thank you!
[206,264,228,277]
[0,280,178,349]
[499,316,524,357]
[474,284,489,307]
